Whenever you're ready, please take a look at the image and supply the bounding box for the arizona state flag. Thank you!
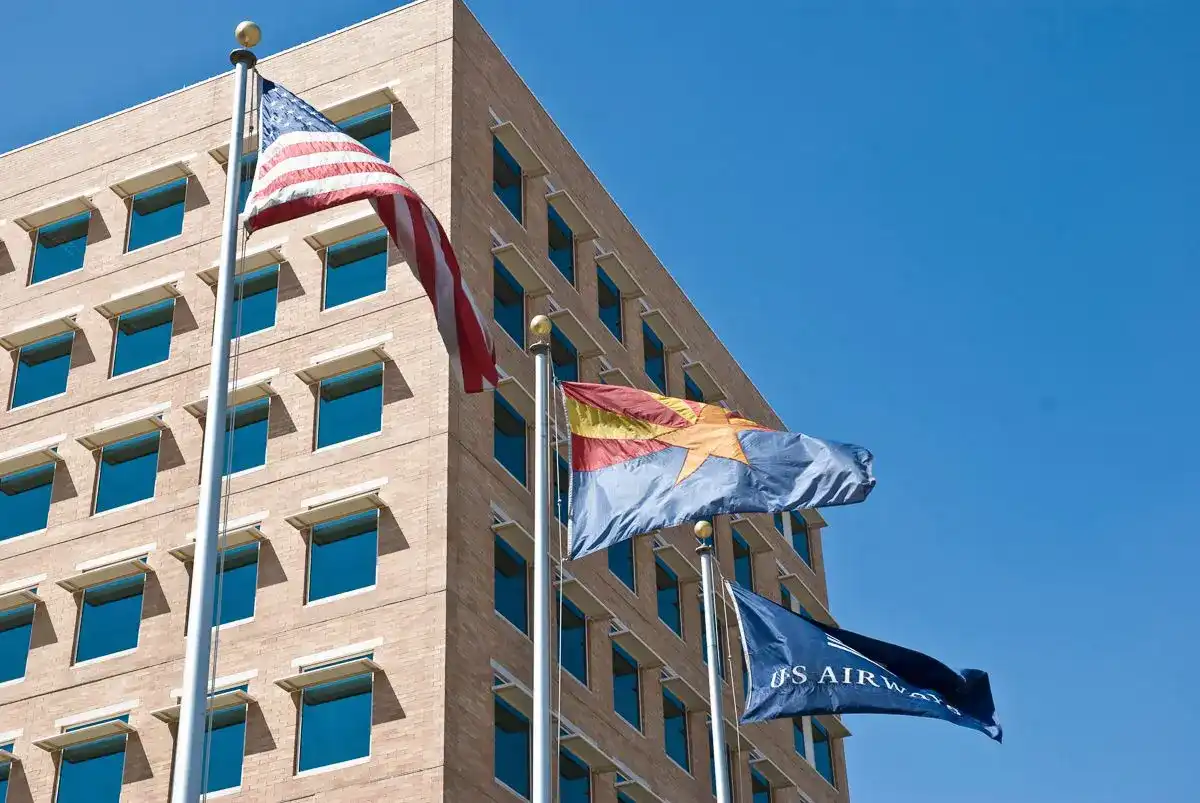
[562,382,875,560]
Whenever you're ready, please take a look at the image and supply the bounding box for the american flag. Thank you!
[243,78,497,393]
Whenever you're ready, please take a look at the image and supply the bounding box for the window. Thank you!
[234,152,257,214]
[597,266,623,342]
[298,669,373,772]
[126,177,187,251]
[205,697,248,793]
[812,720,836,787]
[547,206,575,283]
[214,543,259,626]
[751,768,772,803]
[655,558,682,636]
[560,748,591,803]
[554,455,569,524]
[732,529,754,590]
[75,573,145,663]
[339,106,392,161]
[30,211,89,284]
[11,331,73,408]
[56,717,129,803]
[559,595,587,685]
[779,583,794,614]
[774,512,811,566]
[617,793,636,803]
[94,432,160,514]
[112,299,175,377]
[550,324,579,383]
[232,263,279,338]
[317,364,383,450]
[494,394,528,484]
[307,510,379,603]
[699,600,726,680]
[493,136,524,223]
[223,398,269,475]
[792,717,806,758]
[494,696,530,797]
[494,534,528,634]
[0,603,35,683]
[323,229,388,310]
[684,371,704,403]
[0,462,55,541]
[662,689,690,771]
[707,728,733,799]
[0,742,12,801]
[643,322,666,393]
[493,258,526,347]
[608,538,636,592]
[612,643,641,730]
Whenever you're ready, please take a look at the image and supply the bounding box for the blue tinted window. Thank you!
[308,510,378,603]
[0,462,54,541]
[792,717,806,758]
[555,454,570,524]
[232,264,279,338]
[235,153,257,214]
[95,432,159,514]
[298,672,373,772]
[494,535,528,633]
[0,742,11,800]
[224,398,269,475]
[494,696,530,796]
[214,543,259,626]
[792,513,811,565]
[643,323,666,393]
[597,265,622,342]
[707,732,733,799]
[494,394,527,484]
[560,595,587,685]
[617,793,636,803]
[561,748,591,803]
[547,205,575,284]
[31,212,89,284]
[662,689,690,771]
[612,643,641,730]
[75,574,145,663]
[57,729,127,803]
[127,177,186,252]
[812,720,835,786]
[206,702,247,793]
[317,364,383,450]
[550,324,578,383]
[339,106,391,161]
[732,529,754,590]
[112,298,174,377]
[655,558,681,635]
[608,538,635,592]
[324,230,387,309]
[0,604,35,683]
[752,768,772,803]
[493,137,523,223]
[11,331,73,408]
[779,583,793,613]
[684,371,704,403]
[493,258,525,347]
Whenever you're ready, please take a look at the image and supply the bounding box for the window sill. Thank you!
[0,528,48,548]
[494,777,530,802]
[0,676,26,690]
[224,464,266,482]
[322,289,389,314]
[495,611,531,642]
[28,266,85,290]
[92,497,154,519]
[110,358,170,382]
[305,584,376,608]
[10,390,69,413]
[493,460,529,491]
[203,786,241,799]
[494,194,526,231]
[73,646,138,670]
[232,324,276,345]
[313,430,383,456]
[615,715,646,740]
[294,754,370,779]
[215,616,254,632]
[124,232,184,256]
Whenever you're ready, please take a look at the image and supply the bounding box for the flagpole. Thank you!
[170,22,259,803]
[529,314,554,803]
[696,519,733,803]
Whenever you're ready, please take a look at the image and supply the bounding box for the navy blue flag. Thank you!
[728,582,1002,742]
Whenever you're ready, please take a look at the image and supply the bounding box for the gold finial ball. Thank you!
[694,520,714,540]
[530,315,552,338]
[235,21,262,48]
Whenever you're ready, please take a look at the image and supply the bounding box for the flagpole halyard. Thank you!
[529,315,554,803]
[170,23,258,803]
[696,519,733,803]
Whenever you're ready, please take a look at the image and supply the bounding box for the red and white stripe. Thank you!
[243,130,498,393]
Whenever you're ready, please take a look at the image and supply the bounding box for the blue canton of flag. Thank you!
[728,582,1002,742]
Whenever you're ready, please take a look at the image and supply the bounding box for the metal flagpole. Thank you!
[696,519,733,803]
[528,314,554,803]
[170,22,260,803]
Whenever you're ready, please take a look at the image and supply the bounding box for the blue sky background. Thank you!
[3,1,1197,801]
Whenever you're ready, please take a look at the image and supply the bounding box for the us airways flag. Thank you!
[562,381,874,560]
[728,582,1002,742]
[242,78,498,393]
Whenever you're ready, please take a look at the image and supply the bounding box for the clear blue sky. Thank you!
[4,1,1197,801]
